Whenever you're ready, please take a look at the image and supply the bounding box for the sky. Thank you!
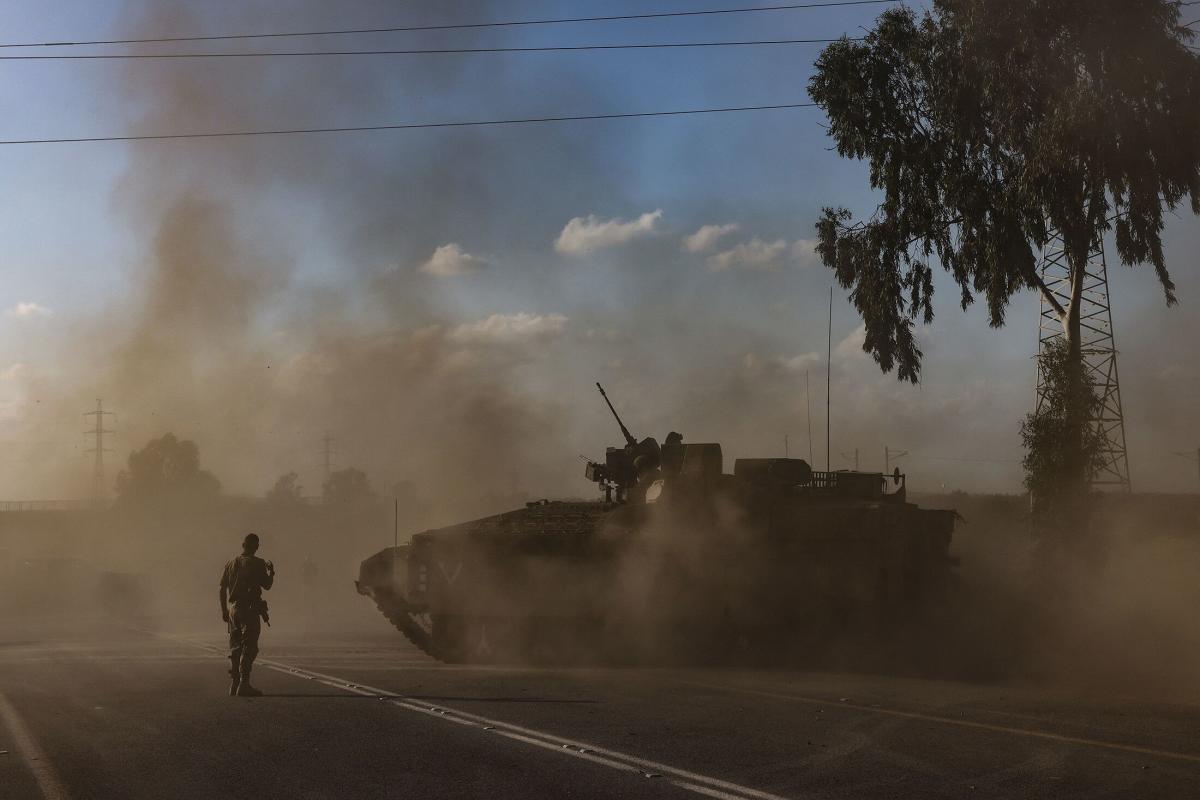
[0,0,1197,502]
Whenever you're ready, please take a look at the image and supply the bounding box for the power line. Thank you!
[0,102,816,146]
[0,1,894,49]
[83,398,115,506]
[908,455,1022,465]
[1172,448,1200,492]
[884,446,907,473]
[0,39,851,60]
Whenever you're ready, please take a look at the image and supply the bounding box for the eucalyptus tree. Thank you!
[1020,340,1105,521]
[810,0,1200,494]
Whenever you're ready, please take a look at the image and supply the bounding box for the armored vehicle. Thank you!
[357,385,956,664]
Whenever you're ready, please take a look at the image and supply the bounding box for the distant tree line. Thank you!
[115,432,380,509]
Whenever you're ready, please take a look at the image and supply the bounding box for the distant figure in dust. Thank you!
[220,533,275,697]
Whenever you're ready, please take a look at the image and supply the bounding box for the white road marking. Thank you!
[687,681,1200,766]
[262,661,802,800]
[157,632,800,800]
[0,691,69,800]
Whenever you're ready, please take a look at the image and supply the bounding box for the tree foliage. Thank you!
[1020,339,1106,511]
[322,467,374,506]
[810,0,1200,382]
[266,471,305,505]
[115,433,221,505]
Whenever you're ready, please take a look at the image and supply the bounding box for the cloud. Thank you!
[706,237,822,272]
[780,352,822,372]
[420,243,486,277]
[682,223,739,253]
[554,210,662,255]
[742,352,822,377]
[791,238,820,267]
[835,323,868,359]
[449,312,569,345]
[708,238,789,272]
[6,302,51,319]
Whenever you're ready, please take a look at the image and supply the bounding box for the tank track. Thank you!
[370,592,441,660]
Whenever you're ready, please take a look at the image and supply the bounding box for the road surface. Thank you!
[1,616,1197,799]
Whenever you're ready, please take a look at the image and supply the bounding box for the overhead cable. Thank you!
[0,102,817,146]
[0,2,894,49]
[0,39,852,60]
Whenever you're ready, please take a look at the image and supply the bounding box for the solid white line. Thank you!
[677,782,771,800]
[686,681,1200,766]
[150,632,798,800]
[254,659,800,800]
[0,691,70,800]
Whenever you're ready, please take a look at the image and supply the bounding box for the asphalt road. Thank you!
[1,616,1198,800]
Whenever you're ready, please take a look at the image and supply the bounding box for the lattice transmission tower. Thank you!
[1035,233,1131,491]
[84,398,116,505]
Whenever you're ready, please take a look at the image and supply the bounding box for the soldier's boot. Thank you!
[228,655,241,696]
[236,667,263,697]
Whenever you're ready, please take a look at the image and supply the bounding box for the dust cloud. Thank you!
[590,487,1200,699]
[1,0,577,633]
[896,493,1200,699]
[0,0,1197,702]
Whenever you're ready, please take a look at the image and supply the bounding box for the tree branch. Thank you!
[1031,271,1067,320]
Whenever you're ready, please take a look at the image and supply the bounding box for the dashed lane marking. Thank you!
[155,632,800,800]
[686,681,1200,766]
[0,691,69,800]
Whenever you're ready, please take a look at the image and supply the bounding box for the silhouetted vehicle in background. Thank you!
[357,385,956,664]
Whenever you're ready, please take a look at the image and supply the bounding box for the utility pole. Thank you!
[83,399,115,506]
[1172,448,1200,492]
[784,434,789,458]
[885,446,909,474]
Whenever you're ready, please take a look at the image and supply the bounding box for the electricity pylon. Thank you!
[1035,233,1131,491]
[84,399,116,505]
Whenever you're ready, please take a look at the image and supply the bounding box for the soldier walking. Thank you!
[219,533,275,697]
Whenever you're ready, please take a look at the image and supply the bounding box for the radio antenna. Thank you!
[806,369,813,464]
[826,286,832,472]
